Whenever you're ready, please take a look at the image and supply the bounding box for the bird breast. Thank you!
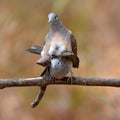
[48,33,72,56]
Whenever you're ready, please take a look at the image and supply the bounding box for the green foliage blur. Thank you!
[0,0,120,120]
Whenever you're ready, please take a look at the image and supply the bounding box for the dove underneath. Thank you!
[50,58,72,79]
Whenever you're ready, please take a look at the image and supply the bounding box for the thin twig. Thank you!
[31,86,47,108]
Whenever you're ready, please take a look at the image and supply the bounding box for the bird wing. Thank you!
[70,33,77,56]
[27,46,43,55]
[69,32,80,68]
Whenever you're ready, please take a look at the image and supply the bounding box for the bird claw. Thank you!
[49,76,56,83]
[67,75,75,84]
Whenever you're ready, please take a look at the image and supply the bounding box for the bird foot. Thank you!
[67,69,75,84]
[49,76,56,83]
[67,75,75,84]
[36,55,51,66]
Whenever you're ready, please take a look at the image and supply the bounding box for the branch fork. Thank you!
[0,76,120,108]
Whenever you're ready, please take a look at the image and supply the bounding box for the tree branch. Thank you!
[0,76,120,108]
[0,77,43,89]
[0,77,120,88]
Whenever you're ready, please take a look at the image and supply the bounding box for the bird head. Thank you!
[48,12,59,23]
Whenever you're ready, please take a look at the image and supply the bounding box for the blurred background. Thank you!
[0,0,120,120]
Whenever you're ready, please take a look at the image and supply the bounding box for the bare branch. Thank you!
[0,77,43,89]
[61,77,120,87]
[0,76,120,108]
[0,77,120,88]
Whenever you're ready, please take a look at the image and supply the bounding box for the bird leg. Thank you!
[67,69,75,84]
[49,76,57,83]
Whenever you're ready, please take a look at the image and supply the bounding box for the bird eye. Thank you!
[54,16,57,19]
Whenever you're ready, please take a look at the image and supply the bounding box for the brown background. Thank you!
[0,0,120,120]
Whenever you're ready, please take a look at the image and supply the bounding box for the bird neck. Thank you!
[50,21,64,32]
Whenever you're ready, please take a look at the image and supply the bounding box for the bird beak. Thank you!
[48,17,52,23]
[48,13,55,23]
